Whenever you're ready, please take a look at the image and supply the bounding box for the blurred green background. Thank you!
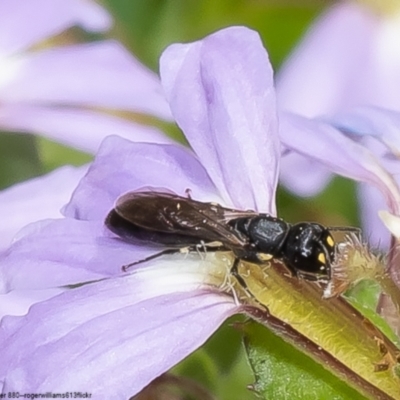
[1,1,361,399]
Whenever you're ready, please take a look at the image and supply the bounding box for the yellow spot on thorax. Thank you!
[326,235,335,248]
[318,252,326,265]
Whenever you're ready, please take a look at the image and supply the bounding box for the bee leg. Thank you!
[230,258,268,312]
[230,258,248,291]
[185,188,193,199]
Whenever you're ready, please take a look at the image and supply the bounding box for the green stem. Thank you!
[234,259,400,399]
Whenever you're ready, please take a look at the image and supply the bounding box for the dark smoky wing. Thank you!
[105,208,205,247]
[114,191,184,231]
[113,191,252,246]
[191,200,259,224]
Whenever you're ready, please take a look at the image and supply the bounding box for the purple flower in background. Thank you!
[276,2,400,117]
[0,0,173,153]
[275,2,400,249]
[2,24,400,398]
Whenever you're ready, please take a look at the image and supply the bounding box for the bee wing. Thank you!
[113,191,255,247]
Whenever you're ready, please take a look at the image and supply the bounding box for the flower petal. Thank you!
[279,112,400,215]
[279,151,332,197]
[0,265,237,398]
[64,136,221,221]
[0,166,86,252]
[358,183,390,248]
[1,41,172,121]
[331,106,400,157]
[0,289,63,319]
[0,218,157,292]
[160,26,279,213]
[276,3,376,117]
[0,0,111,57]
[368,10,400,111]
[0,105,172,154]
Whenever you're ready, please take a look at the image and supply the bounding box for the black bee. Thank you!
[105,191,353,284]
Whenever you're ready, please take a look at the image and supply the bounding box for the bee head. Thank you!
[283,223,335,282]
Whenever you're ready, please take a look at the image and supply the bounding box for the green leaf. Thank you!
[0,133,42,189]
[345,283,400,348]
[37,137,92,172]
[242,320,367,400]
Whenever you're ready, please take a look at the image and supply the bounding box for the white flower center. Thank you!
[132,251,233,297]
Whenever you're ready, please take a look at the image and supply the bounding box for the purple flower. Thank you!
[330,106,400,249]
[0,164,87,318]
[275,2,400,249]
[0,27,280,397]
[276,2,400,117]
[0,0,172,153]
[0,166,86,252]
[1,25,400,398]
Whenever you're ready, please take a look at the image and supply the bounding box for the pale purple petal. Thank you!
[64,136,221,221]
[160,26,279,213]
[369,12,400,111]
[1,41,172,121]
[0,289,63,319]
[331,106,400,156]
[280,112,400,215]
[279,151,332,197]
[0,105,172,154]
[0,166,86,252]
[358,183,390,249]
[329,107,400,248]
[0,269,237,398]
[0,218,158,292]
[276,3,377,117]
[0,0,111,57]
